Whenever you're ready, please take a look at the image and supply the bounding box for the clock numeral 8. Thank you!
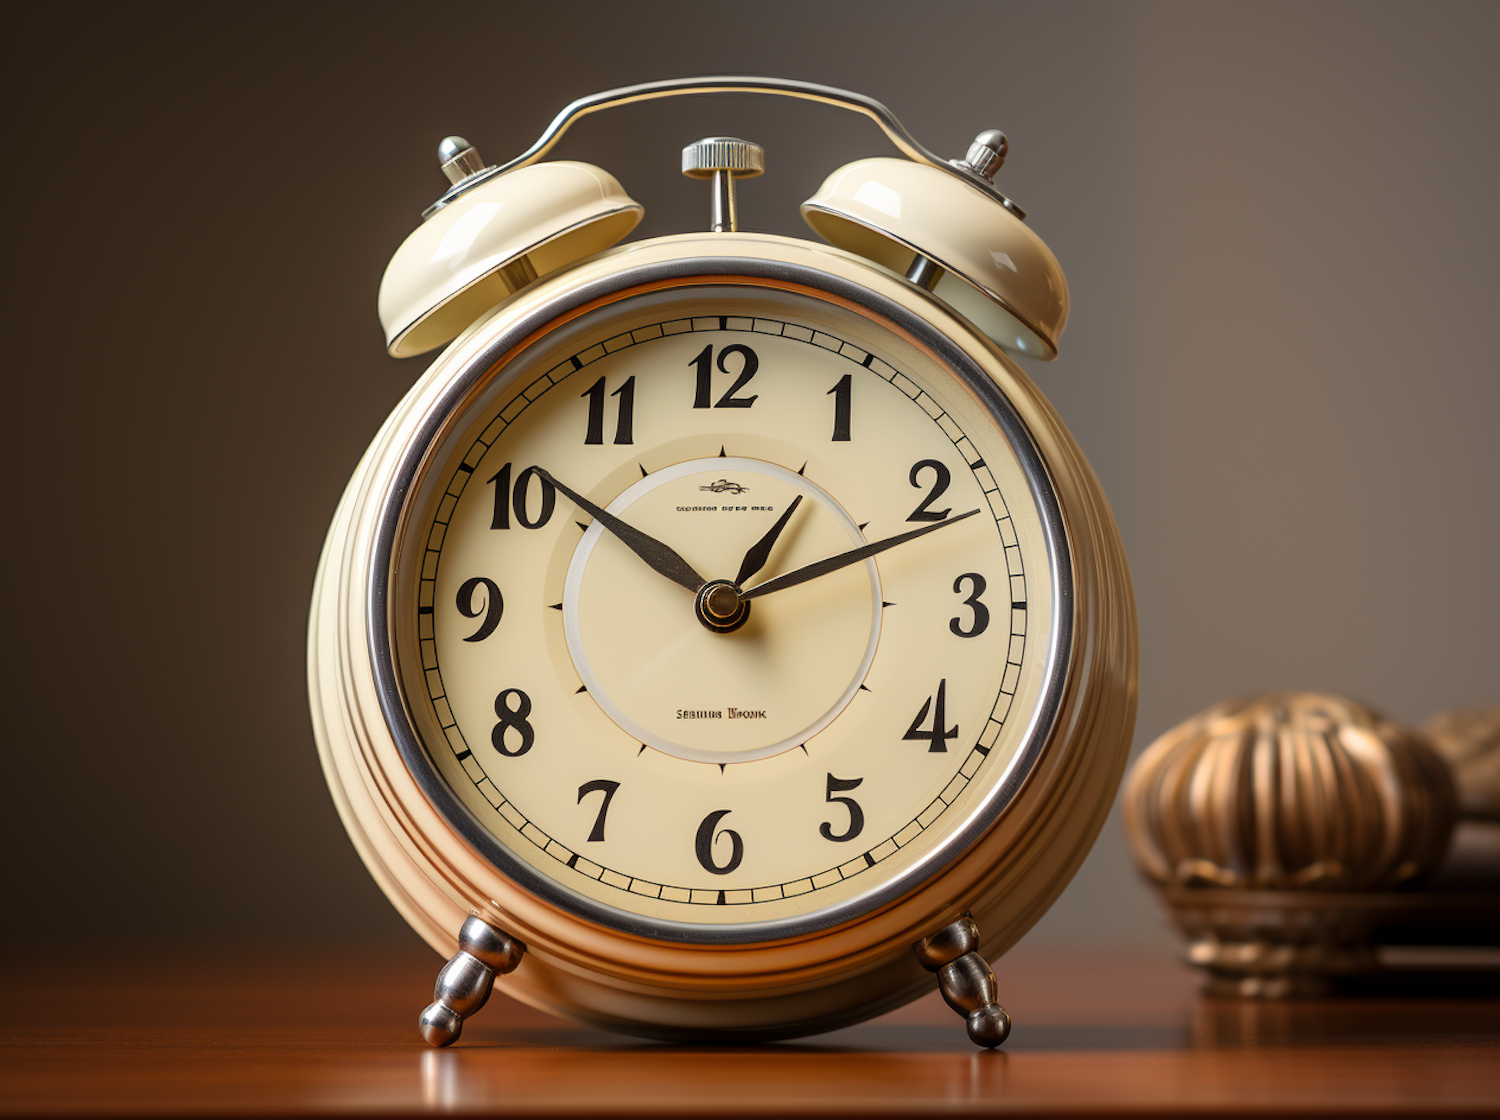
[694,809,744,875]
[491,688,535,757]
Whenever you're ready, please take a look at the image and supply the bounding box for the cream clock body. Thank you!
[309,79,1136,1048]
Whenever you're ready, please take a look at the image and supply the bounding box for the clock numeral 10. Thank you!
[819,774,865,842]
[581,375,635,445]
[695,809,744,875]
[691,343,759,408]
[487,463,556,530]
[904,680,958,753]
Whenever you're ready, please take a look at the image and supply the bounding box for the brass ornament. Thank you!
[1123,693,1460,996]
[1424,707,1500,819]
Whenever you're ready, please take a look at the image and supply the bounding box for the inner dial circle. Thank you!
[563,457,882,764]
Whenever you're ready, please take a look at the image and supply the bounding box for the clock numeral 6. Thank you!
[904,679,958,753]
[949,573,990,638]
[819,774,865,843]
[487,463,556,530]
[694,809,744,875]
[906,459,953,522]
[491,688,535,757]
[577,779,620,843]
[690,343,759,409]
[581,375,635,446]
[455,576,503,642]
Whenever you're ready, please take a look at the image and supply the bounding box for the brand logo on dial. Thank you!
[676,708,770,720]
[699,478,749,493]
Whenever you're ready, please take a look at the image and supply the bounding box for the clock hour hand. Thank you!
[739,509,980,601]
[733,494,803,588]
[534,469,706,594]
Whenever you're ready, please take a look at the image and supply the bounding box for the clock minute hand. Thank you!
[733,494,803,588]
[534,469,706,594]
[739,509,981,602]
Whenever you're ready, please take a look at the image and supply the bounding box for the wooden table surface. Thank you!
[3,941,1496,1117]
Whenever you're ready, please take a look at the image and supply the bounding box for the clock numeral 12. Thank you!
[487,463,556,530]
[691,343,759,408]
[581,375,635,445]
[904,680,958,753]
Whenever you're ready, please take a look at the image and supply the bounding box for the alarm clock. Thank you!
[308,77,1137,1049]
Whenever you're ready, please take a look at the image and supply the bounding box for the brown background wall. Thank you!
[6,0,1496,952]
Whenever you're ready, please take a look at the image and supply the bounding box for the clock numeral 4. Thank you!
[455,576,503,642]
[949,573,990,638]
[487,463,556,530]
[906,459,953,522]
[690,343,759,408]
[581,375,635,445]
[819,774,865,843]
[695,809,744,875]
[577,779,619,843]
[491,688,535,757]
[904,680,958,753]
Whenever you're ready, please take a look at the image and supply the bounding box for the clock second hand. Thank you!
[535,468,707,595]
[739,509,981,602]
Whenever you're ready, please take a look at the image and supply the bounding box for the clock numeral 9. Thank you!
[491,688,535,757]
[577,779,619,843]
[455,576,503,642]
[691,343,759,409]
[581,375,635,445]
[906,459,953,522]
[903,680,958,753]
[695,809,744,875]
[949,573,990,638]
[487,463,556,530]
[819,774,865,843]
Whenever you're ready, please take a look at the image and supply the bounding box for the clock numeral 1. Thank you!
[487,463,557,530]
[577,779,619,843]
[581,375,635,445]
[903,680,958,753]
[491,688,535,757]
[694,809,744,875]
[828,373,852,441]
[819,773,865,842]
[690,343,759,408]
[456,576,503,642]
[949,573,990,638]
[907,459,953,522]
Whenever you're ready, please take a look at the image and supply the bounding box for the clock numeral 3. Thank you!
[491,688,535,757]
[903,680,958,753]
[695,809,744,875]
[827,373,852,441]
[906,459,953,522]
[577,779,620,843]
[581,375,635,445]
[690,343,759,409]
[455,576,503,642]
[949,573,990,638]
[487,463,557,530]
[819,773,865,843]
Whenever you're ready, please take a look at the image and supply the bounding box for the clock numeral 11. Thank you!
[581,375,635,445]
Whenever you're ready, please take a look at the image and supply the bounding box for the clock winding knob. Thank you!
[958,129,1008,181]
[681,137,765,233]
[437,135,488,185]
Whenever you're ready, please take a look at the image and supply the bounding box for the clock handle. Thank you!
[424,76,1018,218]
[915,914,1012,1048]
[418,914,525,1047]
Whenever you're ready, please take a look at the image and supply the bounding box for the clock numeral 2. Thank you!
[581,375,635,445]
[907,459,953,522]
[695,809,744,875]
[949,573,990,638]
[691,343,759,408]
[577,779,619,843]
[456,576,503,642]
[819,774,865,843]
[487,463,556,530]
[491,688,535,757]
[904,680,958,753]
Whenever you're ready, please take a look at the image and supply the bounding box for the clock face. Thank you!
[390,280,1063,937]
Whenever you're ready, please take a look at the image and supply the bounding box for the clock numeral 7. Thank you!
[581,375,635,445]
[577,779,620,843]
[691,343,759,408]
[904,680,958,753]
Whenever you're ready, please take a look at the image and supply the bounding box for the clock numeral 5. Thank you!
[581,375,635,445]
[577,779,620,843]
[695,809,744,875]
[907,459,953,522]
[690,343,759,408]
[949,573,990,638]
[904,680,958,753]
[487,463,556,530]
[491,688,535,757]
[455,576,503,642]
[819,774,865,843]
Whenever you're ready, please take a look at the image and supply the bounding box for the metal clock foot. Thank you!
[418,915,525,1047]
[915,914,1011,1048]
